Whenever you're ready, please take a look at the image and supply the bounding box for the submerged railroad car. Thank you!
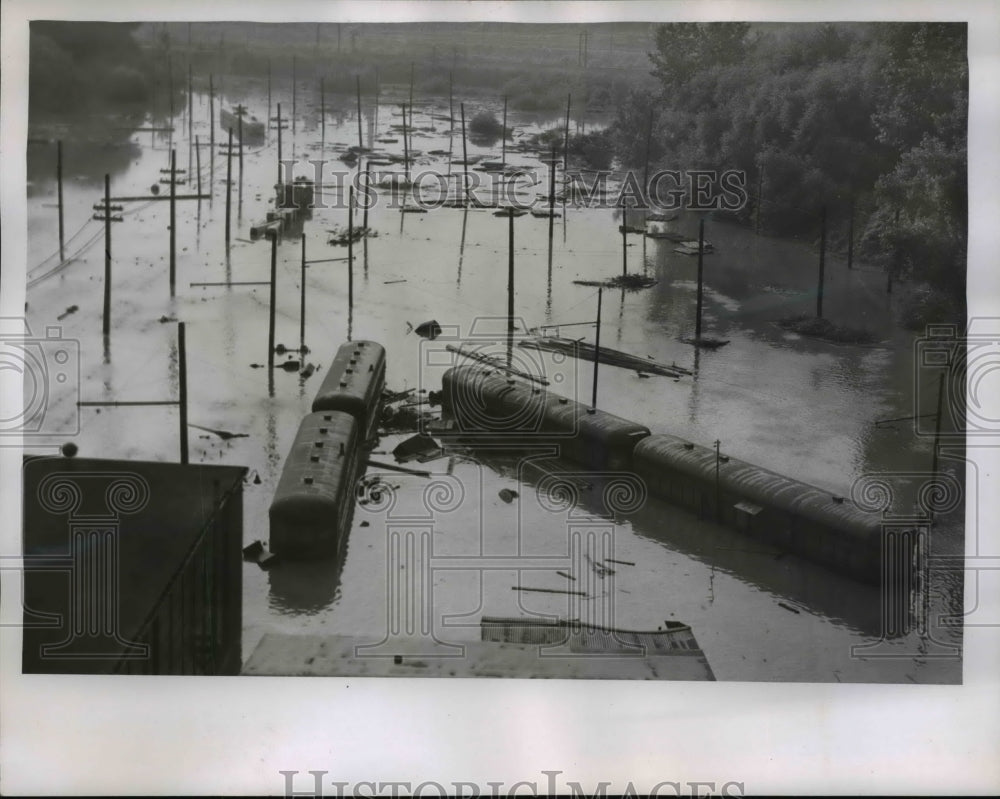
[311,340,386,442]
[441,365,650,469]
[632,433,888,584]
[269,411,362,559]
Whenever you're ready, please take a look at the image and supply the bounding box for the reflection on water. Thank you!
[268,557,345,615]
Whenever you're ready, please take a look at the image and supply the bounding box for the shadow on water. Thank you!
[268,556,345,616]
[466,446,887,637]
[27,135,143,192]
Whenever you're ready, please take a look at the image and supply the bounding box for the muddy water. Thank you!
[24,78,963,682]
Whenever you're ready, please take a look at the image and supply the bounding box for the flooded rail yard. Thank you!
[23,68,964,683]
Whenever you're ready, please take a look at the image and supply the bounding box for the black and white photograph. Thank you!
[2,0,998,795]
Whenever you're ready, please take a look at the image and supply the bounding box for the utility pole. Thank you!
[300,235,307,357]
[591,288,603,411]
[92,174,122,338]
[159,149,187,295]
[356,75,363,151]
[268,230,278,372]
[563,93,571,171]
[271,103,288,188]
[220,127,234,248]
[501,95,508,171]
[348,186,355,310]
[56,140,65,262]
[178,322,189,464]
[460,102,468,201]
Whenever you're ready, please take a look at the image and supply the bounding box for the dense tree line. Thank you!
[611,22,967,326]
[29,22,161,116]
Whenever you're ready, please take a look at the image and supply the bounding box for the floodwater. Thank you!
[23,76,964,682]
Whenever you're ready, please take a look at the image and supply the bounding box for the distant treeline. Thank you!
[609,22,968,326]
[30,22,155,115]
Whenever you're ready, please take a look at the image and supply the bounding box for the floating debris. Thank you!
[188,423,249,441]
[56,305,79,320]
[605,558,636,566]
[519,336,690,378]
[681,337,730,349]
[242,541,264,560]
[573,274,657,291]
[498,488,519,503]
[556,570,577,581]
[280,360,301,372]
[392,433,444,464]
[512,586,587,597]
[777,315,878,345]
[383,279,408,285]
[778,602,801,614]
[411,320,442,339]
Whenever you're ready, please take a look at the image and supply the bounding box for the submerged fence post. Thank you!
[817,204,827,318]
[591,287,603,411]
[178,321,189,465]
[57,140,65,262]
